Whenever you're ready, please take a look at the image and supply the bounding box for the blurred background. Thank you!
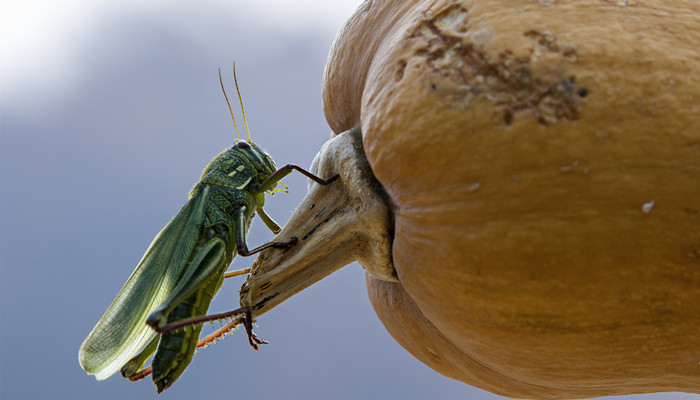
[1,1,698,399]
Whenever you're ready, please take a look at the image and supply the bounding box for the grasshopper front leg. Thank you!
[239,165,339,254]
[260,164,339,192]
[234,205,298,257]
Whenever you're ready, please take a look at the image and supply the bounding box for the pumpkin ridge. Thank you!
[366,276,565,398]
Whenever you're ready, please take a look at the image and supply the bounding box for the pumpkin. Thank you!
[241,0,700,398]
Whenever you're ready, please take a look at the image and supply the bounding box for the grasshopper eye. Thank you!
[236,141,251,149]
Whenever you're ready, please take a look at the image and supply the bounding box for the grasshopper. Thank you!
[78,63,339,392]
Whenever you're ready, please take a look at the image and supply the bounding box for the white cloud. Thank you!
[215,0,362,31]
[0,0,362,112]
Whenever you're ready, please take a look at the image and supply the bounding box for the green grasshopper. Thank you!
[78,64,339,393]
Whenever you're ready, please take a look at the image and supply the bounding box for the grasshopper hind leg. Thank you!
[156,307,267,350]
[241,308,268,350]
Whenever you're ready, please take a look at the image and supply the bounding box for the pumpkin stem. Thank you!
[239,127,396,318]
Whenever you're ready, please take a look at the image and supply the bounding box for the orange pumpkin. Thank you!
[242,0,700,398]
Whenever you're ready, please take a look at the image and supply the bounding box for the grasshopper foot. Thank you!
[271,236,298,250]
[243,309,268,350]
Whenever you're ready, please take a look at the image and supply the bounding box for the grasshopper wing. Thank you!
[78,186,211,380]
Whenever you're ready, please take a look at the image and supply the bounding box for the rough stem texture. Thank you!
[239,128,396,317]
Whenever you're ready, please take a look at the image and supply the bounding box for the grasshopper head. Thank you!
[233,139,278,187]
[191,139,278,198]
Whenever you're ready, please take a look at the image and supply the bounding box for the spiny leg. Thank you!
[157,307,267,350]
[197,319,239,347]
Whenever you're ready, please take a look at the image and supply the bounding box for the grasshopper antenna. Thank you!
[219,68,241,140]
[232,61,252,142]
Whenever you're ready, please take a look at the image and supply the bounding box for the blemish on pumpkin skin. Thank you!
[411,6,582,126]
[688,246,700,260]
[560,160,580,172]
[470,28,490,47]
[563,44,579,62]
[432,5,469,32]
[524,30,560,56]
[641,201,655,214]
[503,109,514,125]
[395,59,407,82]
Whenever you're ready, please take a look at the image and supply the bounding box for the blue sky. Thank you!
[1,1,698,399]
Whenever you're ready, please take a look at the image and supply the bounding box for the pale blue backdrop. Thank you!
[1,1,698,399]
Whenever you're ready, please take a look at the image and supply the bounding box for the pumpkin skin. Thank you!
[323,0,700,398]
